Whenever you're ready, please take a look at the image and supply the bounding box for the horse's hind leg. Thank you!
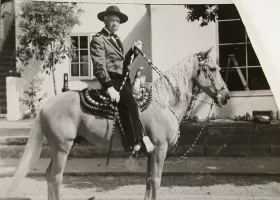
[46,141,73,200]
[46,159,53,199]
[150,145,168,200]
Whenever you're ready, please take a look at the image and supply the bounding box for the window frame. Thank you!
[215,4,271,96]
[69,33,96,81]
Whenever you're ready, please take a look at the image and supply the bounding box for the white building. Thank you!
[1,1,278,120]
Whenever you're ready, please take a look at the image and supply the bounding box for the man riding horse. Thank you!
[90,5,155,154]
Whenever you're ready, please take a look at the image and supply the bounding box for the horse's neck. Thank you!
[170,78,194,122]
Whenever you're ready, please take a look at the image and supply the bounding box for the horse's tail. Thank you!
[7,113,44,193]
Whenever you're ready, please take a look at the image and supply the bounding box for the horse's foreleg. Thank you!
[150,146,168,200]
[144,154,152,200]
[47,141,73,200]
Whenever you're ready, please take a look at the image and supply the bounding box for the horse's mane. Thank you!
[152,56,194,108]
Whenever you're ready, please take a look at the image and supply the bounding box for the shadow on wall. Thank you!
[18,60,50,114]
[122,5,152,83]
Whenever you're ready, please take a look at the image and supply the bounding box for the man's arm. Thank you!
[90,36,113,90]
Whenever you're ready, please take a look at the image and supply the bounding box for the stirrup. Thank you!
[143,136,155,153]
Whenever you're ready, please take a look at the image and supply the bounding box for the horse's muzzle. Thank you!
[216,90,230,106]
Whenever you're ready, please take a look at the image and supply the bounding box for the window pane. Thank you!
[80,63,89,76]
[248,44,260,66]
[219,44,246,68]
[248,68,270,90]
[71,50,79,62]
[71,36,78,49]
[80,50,88,62]
[71,64,79,76]
[221,68,247,91]
[80,36,88,49]
[218,4,241,20]
[219,21,245,44]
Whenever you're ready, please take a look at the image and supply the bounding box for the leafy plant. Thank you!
[187,115,199,122]
[17,1,83,95]
[185,5,218,27]
[235,112,253,121]
[20,81,47,119]
[209,113,219,120]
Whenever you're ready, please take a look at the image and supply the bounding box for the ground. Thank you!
[1,175,280,199]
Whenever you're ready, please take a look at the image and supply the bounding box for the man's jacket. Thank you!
[90,28,137,90]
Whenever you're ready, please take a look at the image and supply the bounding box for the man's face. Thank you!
[104,15,120,33]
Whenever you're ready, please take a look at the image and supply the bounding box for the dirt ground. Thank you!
[1,175,280,198]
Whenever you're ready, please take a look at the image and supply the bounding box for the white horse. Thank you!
[7,47,230,200]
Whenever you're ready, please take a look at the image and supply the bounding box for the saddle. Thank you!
[79,83,152,117]
[79,67,152,117]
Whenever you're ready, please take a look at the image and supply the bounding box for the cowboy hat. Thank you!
[97,5,128,24]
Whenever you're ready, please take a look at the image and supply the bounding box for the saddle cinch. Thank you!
[79,67,152,119]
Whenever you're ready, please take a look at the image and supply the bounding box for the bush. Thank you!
[20,81,47,119]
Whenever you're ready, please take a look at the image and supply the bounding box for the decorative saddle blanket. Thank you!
[79,84,153,118]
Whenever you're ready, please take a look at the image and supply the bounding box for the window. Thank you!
[70,35,90,79]
[217,4,270,91]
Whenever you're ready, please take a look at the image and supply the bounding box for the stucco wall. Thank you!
[150,5,217,80]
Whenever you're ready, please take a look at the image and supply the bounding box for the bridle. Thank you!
[195,53,228,103]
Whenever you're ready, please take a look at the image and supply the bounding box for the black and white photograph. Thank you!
[0,0,280,199]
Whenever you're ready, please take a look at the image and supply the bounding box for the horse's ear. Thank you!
[200,46,214,59]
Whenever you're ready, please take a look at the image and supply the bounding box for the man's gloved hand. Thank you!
[133,40,142,54]
[107,87,120,103]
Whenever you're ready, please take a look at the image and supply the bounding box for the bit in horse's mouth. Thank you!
[214,96,222,107]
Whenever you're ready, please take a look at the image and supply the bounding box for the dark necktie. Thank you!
[110,33,122,52]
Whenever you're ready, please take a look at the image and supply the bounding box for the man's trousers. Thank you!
[108,72,142,149]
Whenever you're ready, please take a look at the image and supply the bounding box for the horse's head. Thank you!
[192,47,230,106]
